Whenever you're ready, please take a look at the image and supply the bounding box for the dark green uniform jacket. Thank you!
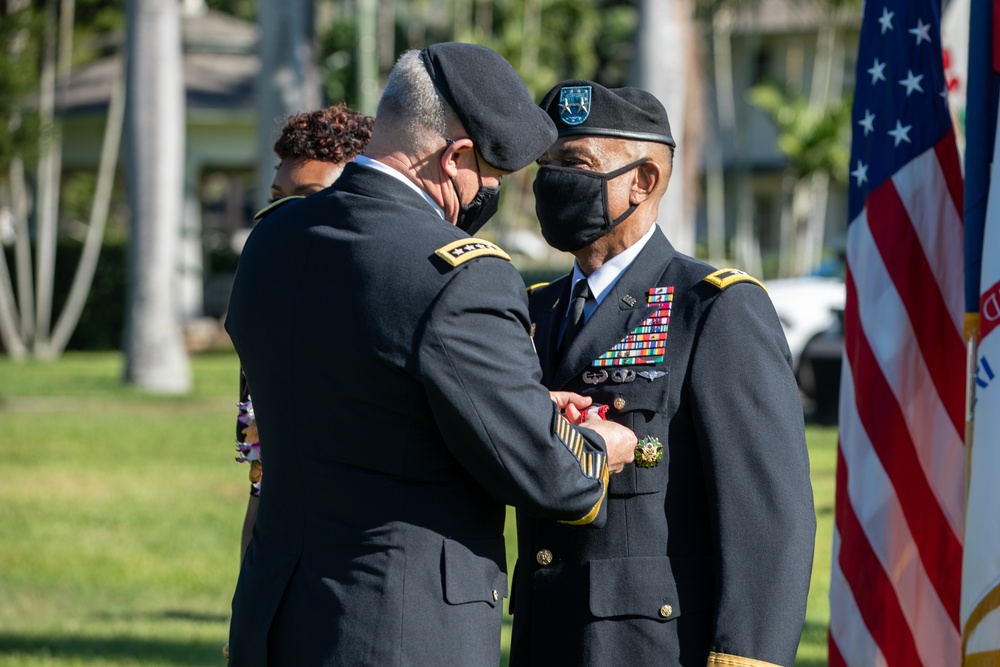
[510,228,815,667]
[225,162,610,666]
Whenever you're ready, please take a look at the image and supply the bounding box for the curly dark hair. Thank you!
[273,103,374,164]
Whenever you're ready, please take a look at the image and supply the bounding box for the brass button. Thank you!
[536,549,553,566]
[613,397,626,410]
[492,589,499,602]
[658,604,673,618]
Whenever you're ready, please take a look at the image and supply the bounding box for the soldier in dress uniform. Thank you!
[224,48,636,666]
[509,80,816,667]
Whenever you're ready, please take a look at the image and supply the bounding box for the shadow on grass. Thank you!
[0,633,224,665]
[90,609,229,624]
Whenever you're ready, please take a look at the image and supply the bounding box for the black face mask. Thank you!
[453,181,501,235]
[449,144,501,235]
[534,158,648,252]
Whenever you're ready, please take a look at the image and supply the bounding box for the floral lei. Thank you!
[235,398,262,494]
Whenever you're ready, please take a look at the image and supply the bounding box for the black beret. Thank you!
[420,43,557,172]
[539,79,676,148]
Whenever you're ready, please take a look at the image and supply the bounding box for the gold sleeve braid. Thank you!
[553,416,609,526]
[707,651,783,667]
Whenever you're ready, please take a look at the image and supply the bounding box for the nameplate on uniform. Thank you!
[435,238,511,267]
[593,286,673,367]
[253,195,305,221]
[703,268,766,292]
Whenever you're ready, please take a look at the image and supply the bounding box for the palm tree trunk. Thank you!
[45,51,125,357]
[255,0,321,208]
[123,0,191,393]
[632,0,696,255]
[33,0,60,351]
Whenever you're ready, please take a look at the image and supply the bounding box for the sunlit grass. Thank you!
[0,352,834,666]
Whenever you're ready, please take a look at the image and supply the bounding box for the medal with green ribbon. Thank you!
[634,436,664,468]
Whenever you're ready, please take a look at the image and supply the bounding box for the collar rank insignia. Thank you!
[634,436,664,468]
[435,238,511,267]
[593,286,674,367]
[559,86,592,126]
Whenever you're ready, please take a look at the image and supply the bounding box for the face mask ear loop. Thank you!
[604,158,648,229]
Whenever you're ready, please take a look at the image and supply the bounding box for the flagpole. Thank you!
[965,315,979,511]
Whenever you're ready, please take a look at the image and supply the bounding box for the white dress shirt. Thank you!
[354,155,446,220]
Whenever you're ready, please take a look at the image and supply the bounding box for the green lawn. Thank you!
[0,352,835,666]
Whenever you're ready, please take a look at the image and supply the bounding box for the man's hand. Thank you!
[549,391,593,425]
[582,416,637,474]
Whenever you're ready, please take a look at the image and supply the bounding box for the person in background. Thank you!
[224,44,636,666]
[233,103,374,562]
[509,80,816,667]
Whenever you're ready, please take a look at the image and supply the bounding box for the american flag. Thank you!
[830,1,966,665]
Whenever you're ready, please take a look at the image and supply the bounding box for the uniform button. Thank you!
[492,589,499,602]
[536,549,553,566]
[658,604,673,618]
[613,397,626,410]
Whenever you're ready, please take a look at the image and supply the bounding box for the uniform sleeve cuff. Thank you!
[708,652,782,667]
[558,462,609,526]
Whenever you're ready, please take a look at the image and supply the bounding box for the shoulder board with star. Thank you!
[253,195,305,221]
[527,281,550,294]
[703,268,767,292]
[435,238,511,268]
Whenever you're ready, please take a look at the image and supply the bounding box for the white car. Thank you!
[765,273,846,424]
[765,275,845,369]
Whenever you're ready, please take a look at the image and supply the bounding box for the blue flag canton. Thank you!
[848,0,954,221]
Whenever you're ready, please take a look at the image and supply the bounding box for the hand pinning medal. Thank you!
[634,436,664,468]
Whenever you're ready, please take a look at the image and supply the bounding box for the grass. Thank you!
[0,352,835,666]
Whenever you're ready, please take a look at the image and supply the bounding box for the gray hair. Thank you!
[376,50,457,153]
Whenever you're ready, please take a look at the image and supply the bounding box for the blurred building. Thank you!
[59,5,259,322]
[698,0,860,277]
[55,0,866,326]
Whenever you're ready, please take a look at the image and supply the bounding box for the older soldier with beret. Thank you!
[509,80,816,667]
[224,48,636,666]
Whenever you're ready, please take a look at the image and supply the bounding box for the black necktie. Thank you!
[560,279,591,357]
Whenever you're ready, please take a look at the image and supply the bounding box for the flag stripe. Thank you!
[848,210,966,538]
[830,529,889,667]
[895,143,966,336]
[934,139,965,231]
[837,351,961,664]
[867,170,965,436]
[834,444,923,666]
[844,266,963,629]
[828,635,847,667]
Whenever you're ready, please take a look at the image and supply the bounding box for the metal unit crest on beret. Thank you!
[558,86,592,126]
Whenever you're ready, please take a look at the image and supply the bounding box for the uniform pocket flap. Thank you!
[442,537,508,607]
[588,556,680,621]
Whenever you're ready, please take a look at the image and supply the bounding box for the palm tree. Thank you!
[122,0,191,393]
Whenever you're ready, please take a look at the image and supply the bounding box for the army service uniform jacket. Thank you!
[509,228,816,667]
[225,162,611,667]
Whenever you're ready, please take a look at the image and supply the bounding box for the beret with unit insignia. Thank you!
[540,79,676,148]
[435,238,511,268]
[420,43,557,172]
[703,268,767,292]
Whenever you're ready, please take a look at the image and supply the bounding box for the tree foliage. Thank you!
[749,82,851,181]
